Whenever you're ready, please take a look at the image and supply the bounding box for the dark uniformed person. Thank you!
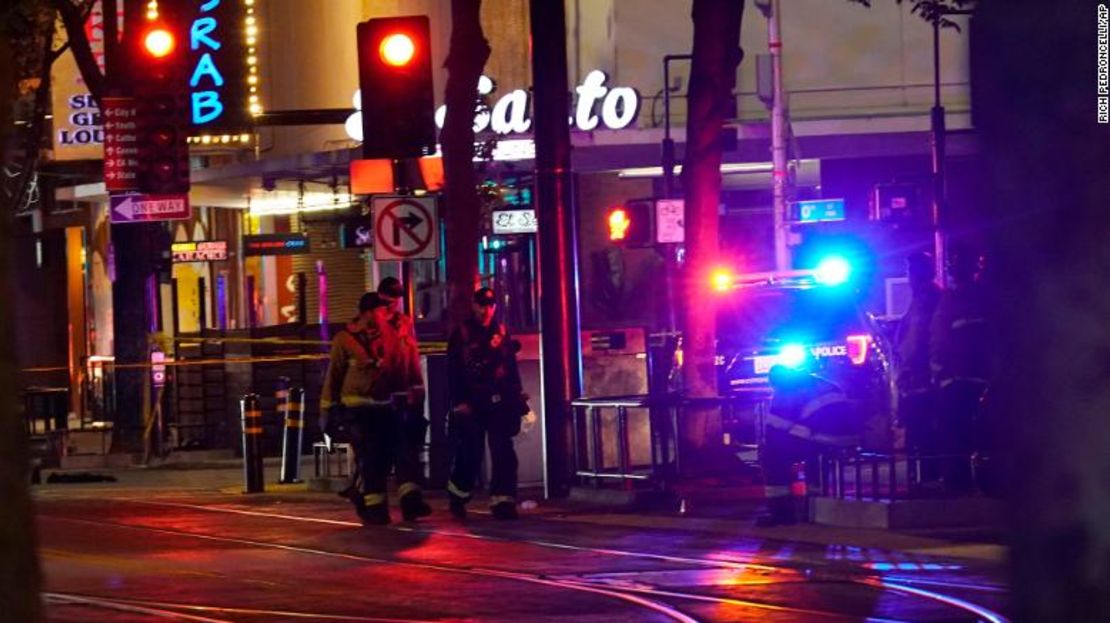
[930,244,990,494]
[320,293,428,525]
[446,287,528,520]
[758,367,860,526]
[894,251,942,481]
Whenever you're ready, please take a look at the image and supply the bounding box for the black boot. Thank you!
[448,492,468,520]
[491,501,519,520]
[400,491,432,521]
[755,496,797,527]
[359,503,391,526]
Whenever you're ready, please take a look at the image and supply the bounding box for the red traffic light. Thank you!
[379,33,416,67]
[356,16,436,159]
[608,208,631,241]
[143,26,176,58]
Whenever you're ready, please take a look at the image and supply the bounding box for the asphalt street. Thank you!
[33,466,1010,622]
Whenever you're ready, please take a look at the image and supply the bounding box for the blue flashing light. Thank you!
[779,343,808,369]
[814,255,852,286]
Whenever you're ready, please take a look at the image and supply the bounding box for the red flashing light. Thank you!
[710,267,735,293]
[143,27,175,58]
[846,334,871,365]
[380,33,416,67]
[608,208,631,241]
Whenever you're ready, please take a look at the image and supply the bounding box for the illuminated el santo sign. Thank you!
[345,70,640,142]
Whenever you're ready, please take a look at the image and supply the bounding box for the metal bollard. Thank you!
[240,393,264,493]
[280,387,306,483]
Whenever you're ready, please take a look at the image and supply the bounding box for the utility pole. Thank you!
[761,0,790,271]
[930,12,946,281]
[530,0,582,499]
[929,8,971,281]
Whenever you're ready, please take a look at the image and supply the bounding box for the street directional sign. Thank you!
[110,193,191,224]
[102,97,141,192]
[372,195,439,261]
[791,198,846,224]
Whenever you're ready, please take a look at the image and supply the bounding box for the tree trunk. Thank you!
[679,0,743,470]
[442,0,490,327]
[0,35,45,623]
[973,3,1110,620]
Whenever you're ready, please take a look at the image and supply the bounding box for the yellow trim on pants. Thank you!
[447,481,470,500]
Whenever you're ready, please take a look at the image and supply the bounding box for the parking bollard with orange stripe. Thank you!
[280,387,306,483]
[240,393,264,493]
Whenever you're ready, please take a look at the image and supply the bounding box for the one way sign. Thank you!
[110,193,191,224]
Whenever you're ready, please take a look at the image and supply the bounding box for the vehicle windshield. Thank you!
[716,286,864,349]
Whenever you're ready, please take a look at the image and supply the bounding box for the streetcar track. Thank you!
[41,515,698,623]
[41,513,896,621]
[42,499,1011,622]
[127,498,1011,616]
[45,592,443,622]
[45,592,236,623]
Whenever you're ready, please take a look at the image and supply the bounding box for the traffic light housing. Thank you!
[606,200,652,247]
[357,16,436,159]
[133,16,190,195]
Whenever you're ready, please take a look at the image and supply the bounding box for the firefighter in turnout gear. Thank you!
[320,292,428,526]
[758,366,860,526]
[930,244,990,494]
[446,288,529,520]
[894,252,943,481]
[377,277,431,521]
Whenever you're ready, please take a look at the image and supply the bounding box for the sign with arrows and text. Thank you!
[110,193,191,224]
[372,195,439,261]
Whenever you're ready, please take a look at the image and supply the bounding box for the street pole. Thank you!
[930,8,970,283]
[661,54,690,335]
[530,0,582,499]
[662,54,691,200]
[768,0,790,271]
[930,13,946,282]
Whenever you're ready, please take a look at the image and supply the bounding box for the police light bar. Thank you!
[711,268,822,292]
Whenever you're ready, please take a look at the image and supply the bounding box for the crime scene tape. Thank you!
[21,343,449,374]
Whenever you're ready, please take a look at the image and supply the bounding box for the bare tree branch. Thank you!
[52,0,104,105]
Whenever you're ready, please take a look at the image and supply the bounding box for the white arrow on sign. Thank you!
[113,195,135,220]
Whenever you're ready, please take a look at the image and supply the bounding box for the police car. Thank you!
[713,256,891,419]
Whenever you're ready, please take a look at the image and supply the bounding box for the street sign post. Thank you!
[372,195,439,261]
[110,193,191,223]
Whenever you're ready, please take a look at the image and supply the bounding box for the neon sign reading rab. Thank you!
[190,0,227,125]
[345,70,641,142]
